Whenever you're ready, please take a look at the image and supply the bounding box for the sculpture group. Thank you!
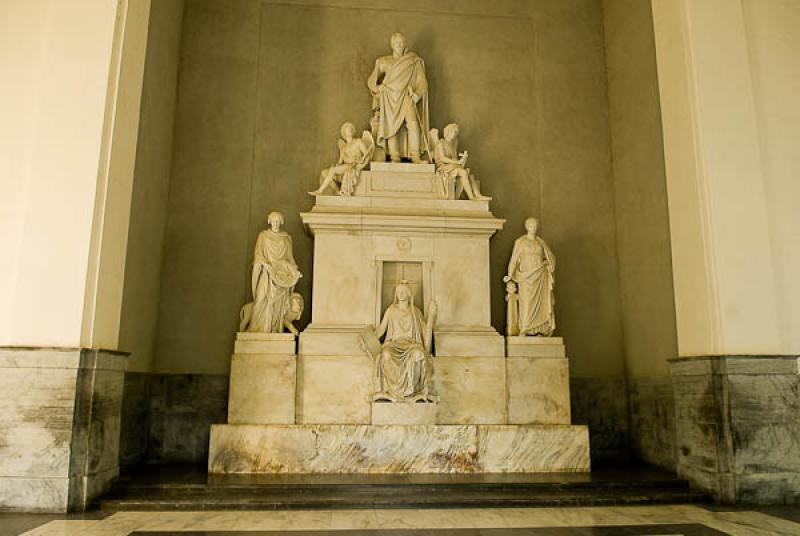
[245,33,557,405]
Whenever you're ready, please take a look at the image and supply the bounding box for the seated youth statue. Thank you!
[246,212,303,333]
[361,282,438,403]
[429,124,490,201]
[309,122,375,196]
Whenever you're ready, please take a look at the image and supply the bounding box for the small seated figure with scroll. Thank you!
[429,123,490,201]
[309,122,375,196]
[360,281,438,403]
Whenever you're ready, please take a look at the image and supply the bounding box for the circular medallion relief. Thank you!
[396,238,412,252]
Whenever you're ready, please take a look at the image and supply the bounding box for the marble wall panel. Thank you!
[628,377,677,470]
[434,357,506,425]
[570,376,631,464]
[669,356,800,504]
[477,425,590,472]
[0,348,127,512]
[507,358,571,425]
[296,355,372,424]
[148,373,228,464]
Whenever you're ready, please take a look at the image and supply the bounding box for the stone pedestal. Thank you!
[228,333,297,425]
[506,337,571,425]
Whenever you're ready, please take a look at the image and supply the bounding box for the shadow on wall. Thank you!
[120,372,228,466]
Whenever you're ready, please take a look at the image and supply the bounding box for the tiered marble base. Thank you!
[209,424,589,474]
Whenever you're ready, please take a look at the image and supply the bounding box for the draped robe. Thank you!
[368,52,430,156]
[508,236,556,336]
[248,230,302,333]
[375,303,433,401]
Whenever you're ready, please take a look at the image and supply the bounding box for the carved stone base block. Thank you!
[296,354,372,424]
[228,333,297,425]
[234,332,295,354]
[208,424,590,474]
[228,354,296,425]
[506,336,565,358]
[372,402,437,424]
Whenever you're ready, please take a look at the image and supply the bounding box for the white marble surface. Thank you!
[208,424,589,474]
[227,353,296,424]
[296,354,373,424]
[371,402,437,424]
[434,356,507,424]
[477,425,589,472]
[0,348,126,512]
[507,357,571,424]
[233,332,295,354]
[506,336,566,357]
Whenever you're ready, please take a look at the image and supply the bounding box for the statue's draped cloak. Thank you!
[249,230,302,333]
[370,52,430,156]
[509,236,556,336]
[376,304,432,401]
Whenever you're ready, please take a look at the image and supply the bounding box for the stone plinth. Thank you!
[228,333,297,425]
[505,336,572,425]
[209,424,590,474]
[234,332,295,354]
[372,402,437,424]
[506,336,565,358]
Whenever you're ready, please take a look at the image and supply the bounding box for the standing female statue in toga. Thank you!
[504,217,556,336]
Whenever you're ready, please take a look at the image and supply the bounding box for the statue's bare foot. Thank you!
[476,194,492,201]
[308,190,322,196]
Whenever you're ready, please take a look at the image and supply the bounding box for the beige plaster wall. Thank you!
[153,0,624,377]
[742,0,800,354]
[602,0,677,378]
[0,0,147,349]
[119,0,185,372]
[652,0,793,357]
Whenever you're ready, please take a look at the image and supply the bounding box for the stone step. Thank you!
[99,487,710,511]
[98,465,711,511]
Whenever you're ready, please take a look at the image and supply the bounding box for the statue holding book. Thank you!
[360,281,437,402]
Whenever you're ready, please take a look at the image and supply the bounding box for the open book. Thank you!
[359,326,382,360]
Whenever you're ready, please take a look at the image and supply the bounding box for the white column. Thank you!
[0,0,150,350]
[651,0,781,357]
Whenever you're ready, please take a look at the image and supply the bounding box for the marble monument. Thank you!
[209,32,589,474]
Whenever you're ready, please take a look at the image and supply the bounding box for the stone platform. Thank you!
[208,424,589,474]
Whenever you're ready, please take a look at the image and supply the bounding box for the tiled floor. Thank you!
[2,505,800,536]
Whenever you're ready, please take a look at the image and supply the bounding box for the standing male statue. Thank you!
[368,32,430,163]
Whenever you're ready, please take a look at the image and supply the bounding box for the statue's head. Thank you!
[394,280,413,304]
[443,123,459,141]
[340,122,356,139]
[289,292,304,316]
[267,211,284,231]
[524,217,539,235]
[390,32,407,55]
